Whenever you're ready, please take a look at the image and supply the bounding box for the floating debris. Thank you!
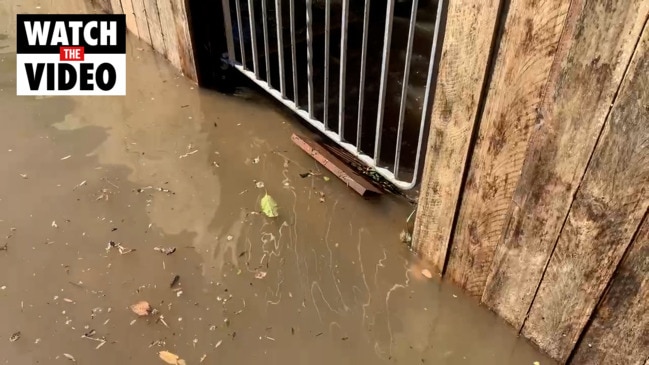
[399,229,412,244]
[254,271,267,279]
[252,156,260,164]
[158,350,186,365]
[130,301,153,316]
[260,194,279,218]
[154,247,177,255]
[255,181,265,189]
[106,241,135,255]
[179,150,198,159]
[51,221,58,228]
[149,340,166,348]
[19,174,28,179]
[170,275,180,288]
[9,331,20,342]
[200,354,207,363]
[60,155,71,160]
[73,180,87,190]
[63,353,76,362]
[135,186,175,195]
[214,339,223,349]
[421,269,433,279]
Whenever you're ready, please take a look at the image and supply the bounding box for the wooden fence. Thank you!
[92,0,196,81]
[413,0,649,363]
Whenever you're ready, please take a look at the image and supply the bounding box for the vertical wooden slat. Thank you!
[131,0,152,45]
[121,0,140,37]
[109,0,123,15]
[412,0,503,273]
[170,0,197,81]
[444,0,572,297]
[521,27,649,361]
[143,0,167,55]
[156,0,182,70]
[482,0,649,329]
[571,213,649,364]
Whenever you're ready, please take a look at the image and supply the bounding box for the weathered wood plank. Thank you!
[444,0,571,296]
[121,0,140,38]
[170,0,197,81]
[143,0,166,55]
[571,213,649,365]
[412,0,503,273]
[131,0,151,45]
[521,28,649,362]
[156,0,181,71]
[108,0,122,15]
[482,0,649,330]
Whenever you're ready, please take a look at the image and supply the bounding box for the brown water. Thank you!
[0,1,554,364]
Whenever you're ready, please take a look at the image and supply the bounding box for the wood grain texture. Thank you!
[571,213,649,365]
[170,0,197,81]
[121,0,140,37]
[521,27,649,362]
[143,0,166,55]
[444,0,571,297]
[109,0,122,14]
[131,0,152,45]
[156,0,181,70]
[482,0,649,330]
[412,0,503,273]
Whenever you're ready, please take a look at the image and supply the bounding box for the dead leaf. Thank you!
[130,301,152,316]
[159,350,184,365]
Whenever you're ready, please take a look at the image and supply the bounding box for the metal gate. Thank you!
[220,0,445,190]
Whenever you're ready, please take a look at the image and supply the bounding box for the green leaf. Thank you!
[260,193,279,218]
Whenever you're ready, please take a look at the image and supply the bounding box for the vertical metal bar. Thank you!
[394,0,419,176]
[323,0,331,129]
[289,0,299,107]
[248,0,260,77]
[356,0,371,149]
[373,0,396,163]
[235,0,246,66]
[221,0,235,63]
[411,0,445,186]
[262,0,271,84]
[338,0,350,139]
[274,0,286,97]
[306,0,314,118]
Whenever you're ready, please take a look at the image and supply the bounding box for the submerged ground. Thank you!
[0,0,554,363]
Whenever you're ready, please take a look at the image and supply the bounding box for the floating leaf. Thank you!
[130,301,152,316]
[158,351,180,364]
[260,194,278,218]
[421,269,433,279]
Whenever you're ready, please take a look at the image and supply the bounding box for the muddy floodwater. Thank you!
[0,1,555,364]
